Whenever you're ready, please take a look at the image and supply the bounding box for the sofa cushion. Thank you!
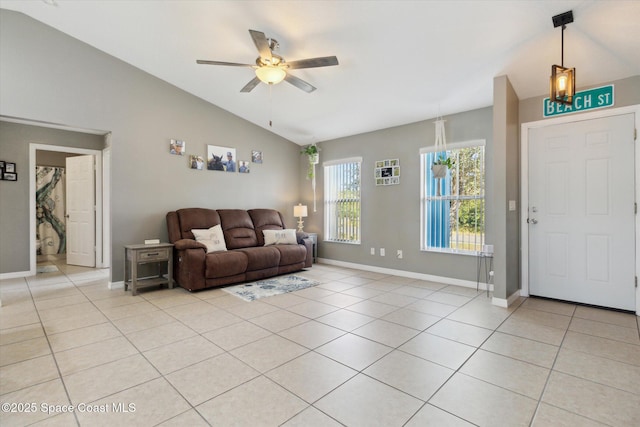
[274,244,307,266]
[236,246,281,271]
[205,251,248,278]
[248,209,286,246]
[192,225,227,253]
[176,208,221,240]
[263,229,298,246]
[218,209,258,249]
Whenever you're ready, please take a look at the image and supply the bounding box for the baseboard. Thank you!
[0,270,32,280]
[316,258,493,291]
[492,289,521,308]
[109,281,124,290]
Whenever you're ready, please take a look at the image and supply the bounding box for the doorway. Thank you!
[521,105,639,314]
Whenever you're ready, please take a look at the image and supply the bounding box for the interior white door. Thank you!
[528,113,635,310]
[66,155,95,267]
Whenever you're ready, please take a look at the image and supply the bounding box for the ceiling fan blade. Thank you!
[240,76,261,93]
[286,56,339,70]
[249,29,272,62]
[196,60,253,67]
[284,74,316,93]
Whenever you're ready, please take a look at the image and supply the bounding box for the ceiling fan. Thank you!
[197,29,338,93]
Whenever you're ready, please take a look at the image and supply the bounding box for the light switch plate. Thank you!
[508,200,517,211]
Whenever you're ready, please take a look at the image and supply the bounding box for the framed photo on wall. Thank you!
[207,145,236,172]
[252,150,263,163]
[170,139,185,155]
[5,162,15,173]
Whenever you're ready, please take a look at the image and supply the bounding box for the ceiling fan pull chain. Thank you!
[269,84,273,127]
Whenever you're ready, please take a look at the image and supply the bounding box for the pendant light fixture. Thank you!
[550,10,575,105]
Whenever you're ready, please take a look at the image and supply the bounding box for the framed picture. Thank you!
[238,160,250,173]
[3,172,17,181]
[207,145,236,172]
[170,139,185,156]
[251,150,263,163]
[5,162,16,173]
[189,155,204,170]
[0,161,5,169]
[375,158,400,186]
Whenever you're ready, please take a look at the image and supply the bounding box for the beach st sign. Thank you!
[543,85,614,117]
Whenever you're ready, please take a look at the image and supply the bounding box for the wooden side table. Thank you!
[306,233,318,263]
[124,243,174,296]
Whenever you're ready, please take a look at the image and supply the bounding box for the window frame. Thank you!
[323,157,362,244]
[420,139,486,255]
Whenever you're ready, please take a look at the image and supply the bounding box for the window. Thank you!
[324,157,362,243]
[420,140,485,254]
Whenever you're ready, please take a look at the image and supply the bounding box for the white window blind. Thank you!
[324,158,361,243]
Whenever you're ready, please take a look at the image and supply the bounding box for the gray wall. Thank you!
[304,107,493,283]
[0,10,302,280]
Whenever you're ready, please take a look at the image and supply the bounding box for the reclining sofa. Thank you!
[166,208,312,291]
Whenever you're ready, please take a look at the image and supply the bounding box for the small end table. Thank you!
[124,243,174,296]
[306,233,318,263]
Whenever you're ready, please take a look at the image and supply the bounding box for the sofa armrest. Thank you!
[174,239,206,251]
[296,231,309,245]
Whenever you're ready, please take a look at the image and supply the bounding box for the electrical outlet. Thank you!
[397,250,403,259]
[380,248,385,256]
[370,247,375,255]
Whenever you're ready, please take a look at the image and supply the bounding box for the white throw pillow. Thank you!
[263,229,298,246]
[191,225,227,253]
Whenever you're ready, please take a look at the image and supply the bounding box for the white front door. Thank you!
[528,113,635,311]
[66,155,95,267]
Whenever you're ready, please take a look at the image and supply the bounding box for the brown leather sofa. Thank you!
[166,208,312,291]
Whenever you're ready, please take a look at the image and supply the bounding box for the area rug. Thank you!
[223,275,320,302]
[36,265,59,274]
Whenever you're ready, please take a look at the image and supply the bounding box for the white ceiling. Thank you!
[1,0,639,145]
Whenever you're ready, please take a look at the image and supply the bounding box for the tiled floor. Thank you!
[1,258,639,426]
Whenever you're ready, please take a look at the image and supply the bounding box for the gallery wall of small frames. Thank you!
[375,159,400,186]
[169,138,263,174]
[0,160,18,181]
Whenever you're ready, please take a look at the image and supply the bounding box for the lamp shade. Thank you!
[293,204,308,218]
[255,66,286,85]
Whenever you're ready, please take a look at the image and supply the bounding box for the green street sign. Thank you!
[543,85,614,117]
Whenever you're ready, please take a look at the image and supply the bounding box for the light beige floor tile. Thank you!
[144,335,224,375]
[166,352,259,405]
[178,309,243,333]
[41,310,108,335]
[316,333,392,371]
[407,280,448,291]
[316,309,375,332]
[146,292,201,309]
[460,349,550,399]
[0,323,44,346]
[511,307,572,330]
[197,375,308,426]
[425,291,472,307]
[0,354,59,394]
[574,306,638,328]
[341,286,385,299]
[391,285,436,299]
[292,286,335,300]
[370,292,418,307]
[481,331,559,368]
[230,334,308,372]
[126,321,197,352]
[364,350,453,401]
[30,411,77,426]
[202,320,272,351]
[498,316,566,346]
[262,292,309,308]
[55,336,139,376]
[542,371,640,426]
[440,285,483,298]
[317,280,358,292]
[99,300,159,320]
[562,330,640,366]
[427,319,493,347]
[110,309,175,334]
[278,320,345,349]
[90,294,143,310]
[75,378,190,427]
[430,373,538,427]
[157,409,209,426]
[225,299,280,319]
[266,351,357,403]
[531,403,609,427]
[382,308,440,330]
[281,406,343,427]
[405,403,475,426]
[63,354,159,405]
[0,336,50,366]
[33,293,88,310]
[406,299,458,317]
[0,379,70,426]
[37,301,98,322]
[569,317,640,345]
[287,300,339,319]
[554,347,640,395]
[158,300,219,318]
[346,300,400,317]
[353,319,420,347]
[399,333,475,370]
[317,292,363,308]
[337,276,375,286]
[315,373,423,427]
[48,322,122,353]
[446,297,515,330]
[521,297,576,316]
[250,309,312,333]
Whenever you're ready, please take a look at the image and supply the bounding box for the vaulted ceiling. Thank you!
[1,0,639,144]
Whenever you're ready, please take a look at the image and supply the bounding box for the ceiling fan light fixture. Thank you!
[255,66,286,85]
